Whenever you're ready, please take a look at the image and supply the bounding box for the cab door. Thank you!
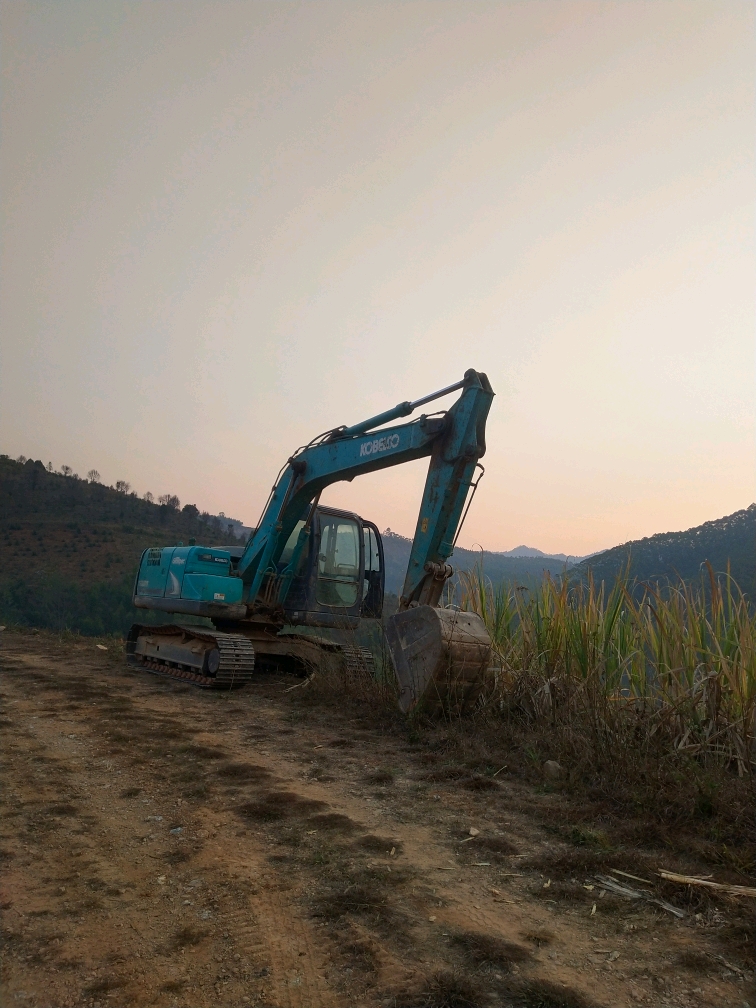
[282,508,379,628]
[314,513,362,610]
[361,522,384,618]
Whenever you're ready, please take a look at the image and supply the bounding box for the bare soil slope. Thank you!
[1,631,752,1008]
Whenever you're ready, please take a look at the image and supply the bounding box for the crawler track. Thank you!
[338,644,375,678]
[127,624,255,689]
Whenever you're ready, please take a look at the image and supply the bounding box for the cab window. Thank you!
[362,524,383,617]
[316,517,361,607]
[363,525,379,597]
[279,520,306,568]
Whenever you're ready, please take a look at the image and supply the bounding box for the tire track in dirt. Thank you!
[194,805,339,1008]
[194,687,745,1008]
[239,888,333,1008]
[1,644,345,1008]
[2,633,748,1008]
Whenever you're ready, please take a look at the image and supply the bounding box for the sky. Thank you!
[2,0,754,555]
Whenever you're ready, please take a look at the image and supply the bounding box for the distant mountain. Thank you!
[494,545,588,563]
[380,529,572,597]
[570,505,756,597]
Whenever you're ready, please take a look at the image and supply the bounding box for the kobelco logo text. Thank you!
[360,433,401,457]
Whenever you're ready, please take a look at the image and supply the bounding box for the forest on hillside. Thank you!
[570,505,755,598]
[0,456,243,635]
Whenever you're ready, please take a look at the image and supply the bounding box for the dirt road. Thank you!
[1,631,752,1008]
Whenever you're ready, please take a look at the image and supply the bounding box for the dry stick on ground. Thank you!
[609,869,656,886]
[593,874,686,918]
[657,871,756,898]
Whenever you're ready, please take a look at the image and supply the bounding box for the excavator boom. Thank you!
[238,369,493,610]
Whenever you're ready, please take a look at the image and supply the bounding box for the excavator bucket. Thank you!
[385,606,493,715]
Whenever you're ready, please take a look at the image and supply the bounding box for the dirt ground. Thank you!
[1,630,753,1008]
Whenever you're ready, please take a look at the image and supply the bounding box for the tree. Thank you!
[16,455,27,464]
[143,491,154,503]
[87,469,101,483]
[46,462,53,472]
[115,480,130,494]
[158,494,180,510]
[60,465,72,477]
[219,511,225,518]
[182,503,199,518]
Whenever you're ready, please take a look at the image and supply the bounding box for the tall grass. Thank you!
[459,565,755,777]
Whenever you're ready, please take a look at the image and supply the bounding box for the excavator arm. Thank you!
[238,369,494,614]
[396,372,492,609]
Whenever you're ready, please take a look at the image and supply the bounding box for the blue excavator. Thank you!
[127,369,494,713]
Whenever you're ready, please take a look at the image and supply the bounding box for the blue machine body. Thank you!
[135,546,243,605]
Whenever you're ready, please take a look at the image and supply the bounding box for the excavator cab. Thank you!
[275,506,385,628]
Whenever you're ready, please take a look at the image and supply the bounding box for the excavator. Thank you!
[127,369,494,713]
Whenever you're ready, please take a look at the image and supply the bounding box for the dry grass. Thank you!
[290,639,401,726]
[422,766,469,782]
[393,971,595,1008]
[313,879,397,923]
[718,915,756,967]
[392,970,487,1007]
[505,978,596,1007]
[175,744,227,760]
[457,566,756,858]
[523,845,638,879]
[311,860,416,931]
[459,774,500,791]
[163,849,192,865]
[462,565,755,771]
[45,804,78,816]
[160,979,186,992]
[236,791,327,822]
[169,926,208,949]
[365,768,396,784]
[355,834,403,854]
[307,812,358,832]
[83,975,126,995]
[520,928,555,947]
[337,932,380,973]
[450,929,531,969]
[474,835,519,856]
[676,949,713,972]
[215,762,272,782]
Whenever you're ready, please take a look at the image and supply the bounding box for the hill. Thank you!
[0,455,574,633]
[5,454,750,632]
[380,529,572,597]
[0,456,242,635]
[569,505,756,597]
[493,545,586,563]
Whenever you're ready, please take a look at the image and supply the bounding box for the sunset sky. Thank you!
[3,1,753,555]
